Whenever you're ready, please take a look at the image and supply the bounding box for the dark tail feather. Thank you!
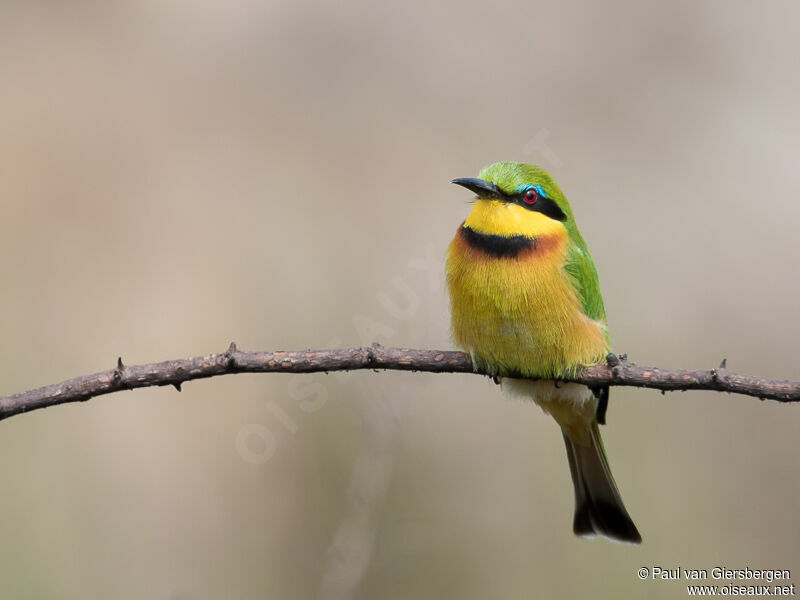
[563,422,641,544]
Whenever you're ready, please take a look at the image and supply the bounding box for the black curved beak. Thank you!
[451,177,504,199]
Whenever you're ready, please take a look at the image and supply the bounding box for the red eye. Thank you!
[523,189,538,204]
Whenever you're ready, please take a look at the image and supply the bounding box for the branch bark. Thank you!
[1,343,797,422]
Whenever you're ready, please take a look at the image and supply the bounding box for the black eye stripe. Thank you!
[514,193,567,222]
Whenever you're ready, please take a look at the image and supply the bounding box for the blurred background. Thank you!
[1,0,798,598]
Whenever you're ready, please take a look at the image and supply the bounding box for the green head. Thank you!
[477,161,574,220]
[452,161,582,241]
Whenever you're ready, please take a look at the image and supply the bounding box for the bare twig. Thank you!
[1,344,797,422]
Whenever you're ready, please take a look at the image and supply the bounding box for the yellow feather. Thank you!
[446,202,608,379]
[465,199,565,238]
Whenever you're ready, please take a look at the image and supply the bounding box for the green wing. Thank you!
[564,235,610,422]
[563,241,607,324]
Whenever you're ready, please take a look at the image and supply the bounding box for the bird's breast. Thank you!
[446,222,607,377]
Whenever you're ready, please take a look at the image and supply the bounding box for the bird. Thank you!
[445,161,641,544]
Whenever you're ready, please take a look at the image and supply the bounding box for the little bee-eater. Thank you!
[446,162,641,544]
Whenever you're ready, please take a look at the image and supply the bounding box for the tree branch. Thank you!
[1,343,797,422]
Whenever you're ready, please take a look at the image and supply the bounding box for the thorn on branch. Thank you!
[366,342,383,365]
[224,342,238,367]
[113,357,126,383]
[173,382,182,392]
[719,358,727,369]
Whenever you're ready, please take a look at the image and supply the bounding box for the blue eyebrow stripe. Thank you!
[512,184,547,197]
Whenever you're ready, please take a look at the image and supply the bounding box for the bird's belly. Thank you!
[446,248,608,377]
